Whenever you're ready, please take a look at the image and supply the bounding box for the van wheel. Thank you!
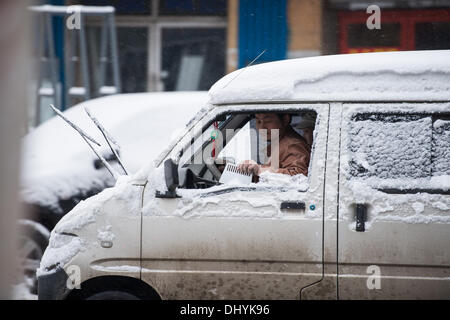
[86,291,141,300]
[67,276,161,300]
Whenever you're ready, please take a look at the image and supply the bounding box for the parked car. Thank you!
[19,91,207,293]
[38,50,450,300]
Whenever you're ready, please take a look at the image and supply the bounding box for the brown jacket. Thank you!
[262,126,311,176]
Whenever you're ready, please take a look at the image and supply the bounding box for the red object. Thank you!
[339,9,450,53]
[211,121,218,158]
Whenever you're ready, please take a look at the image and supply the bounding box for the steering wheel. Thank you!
[206,161,222,181]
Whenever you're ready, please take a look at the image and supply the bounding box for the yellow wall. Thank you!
[226,0,239,73]
[288,0,322,57]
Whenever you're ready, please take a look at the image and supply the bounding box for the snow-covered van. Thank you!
[38,50,450,300]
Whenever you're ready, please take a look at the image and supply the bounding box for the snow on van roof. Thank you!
[209,50,450,104]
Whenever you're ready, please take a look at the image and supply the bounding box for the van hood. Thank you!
[37,175,144,276]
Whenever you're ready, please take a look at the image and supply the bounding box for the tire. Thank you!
[86,290,141,300]
[16,220,50,295]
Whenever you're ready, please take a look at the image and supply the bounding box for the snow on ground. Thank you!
[21,91,207,212]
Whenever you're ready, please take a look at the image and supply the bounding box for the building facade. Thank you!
[34,0,450,124]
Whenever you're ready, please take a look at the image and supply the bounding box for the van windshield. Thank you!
[153,105,213,167]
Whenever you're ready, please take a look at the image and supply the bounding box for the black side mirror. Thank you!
[165,158,179,192]
[155,158,180,198]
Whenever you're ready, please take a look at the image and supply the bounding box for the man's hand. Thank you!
[238,160,261,176]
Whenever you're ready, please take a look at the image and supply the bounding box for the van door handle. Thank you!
[280,201,305,210]
[355,204,367,232]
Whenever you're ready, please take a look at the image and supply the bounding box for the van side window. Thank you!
[178,111,317,189]
[348,113,450,185]
[432,119,450,176]
[349,114,432,179]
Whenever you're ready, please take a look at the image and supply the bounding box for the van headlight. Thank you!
[37,232,84,277]
[50,232,79,248]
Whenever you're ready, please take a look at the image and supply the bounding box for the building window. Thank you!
[117,27,149,93]
[339,9,450,53]
[415,22,450,50]
[82,0,227,93]
[158,0,227,16]
[161,28,225,91]
[80,0,152,15]
[86,26,149,94]
[347,23,400,49]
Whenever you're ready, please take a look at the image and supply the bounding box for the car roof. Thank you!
[208,50,450,104]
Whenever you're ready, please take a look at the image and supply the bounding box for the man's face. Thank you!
[301,127,314,146]
[255,113,288,141]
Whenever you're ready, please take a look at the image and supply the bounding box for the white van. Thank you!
[37,50,450,300]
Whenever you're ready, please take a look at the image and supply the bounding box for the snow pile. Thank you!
[135,165,168,216]
[51,187,114,235]
[411,202,425,214]
[21,92,207,211]
[174,190,280,218]
[36,232,86,277]
[209,50,450,104]
[258,171,308,190]
[97,225,115,243]
[146,164,166,194]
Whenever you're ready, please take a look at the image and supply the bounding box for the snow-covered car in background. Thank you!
[38,50,450,300]
[19,91,207,293]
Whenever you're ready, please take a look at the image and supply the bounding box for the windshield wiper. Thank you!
[49,104,128,180]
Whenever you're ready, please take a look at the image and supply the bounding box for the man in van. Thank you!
[238,113,310,178]
[294,113,315,149]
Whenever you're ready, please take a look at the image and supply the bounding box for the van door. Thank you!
[338,103,450,299]
[141,103,333,299]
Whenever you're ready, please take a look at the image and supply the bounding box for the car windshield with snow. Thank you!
[37,50,450,300]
